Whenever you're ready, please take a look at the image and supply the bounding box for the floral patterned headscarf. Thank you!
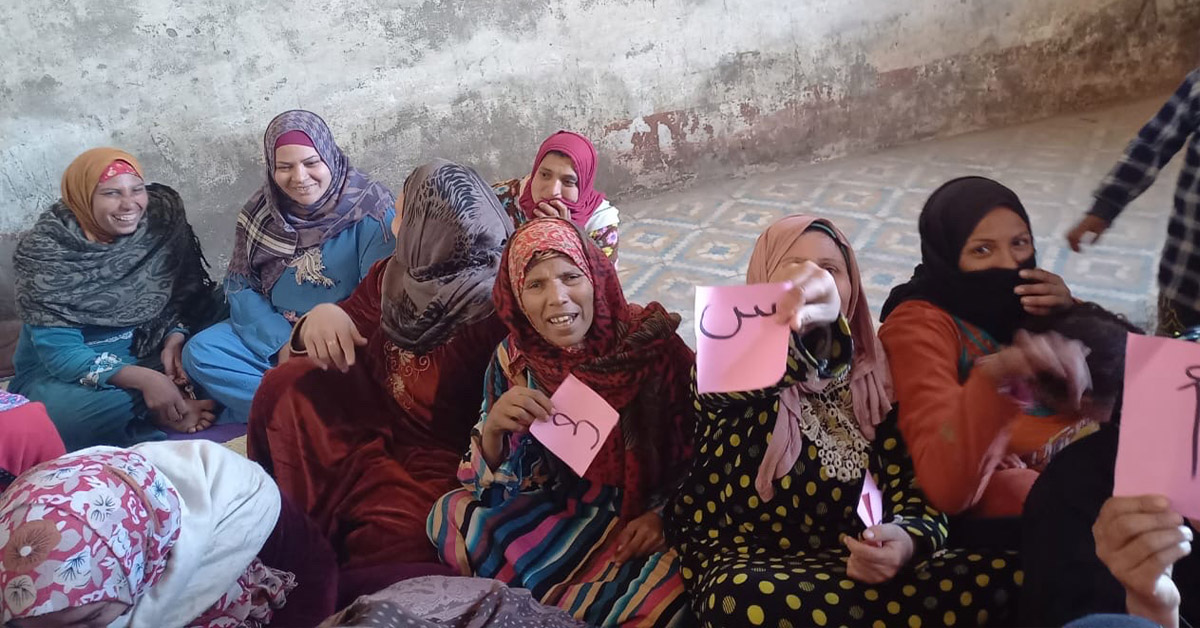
[494,218,696,522]
[0,449,180,622]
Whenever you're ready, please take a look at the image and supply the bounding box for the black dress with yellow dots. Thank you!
[665,324,1022,628]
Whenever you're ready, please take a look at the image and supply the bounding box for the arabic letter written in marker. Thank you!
[697,304,743,340]
[694,283,791,394]
[530,375,620,476]
[1115,333,1200,519]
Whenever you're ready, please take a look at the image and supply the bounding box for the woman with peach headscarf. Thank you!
[11,148,224,451]
[665,214,1023,627]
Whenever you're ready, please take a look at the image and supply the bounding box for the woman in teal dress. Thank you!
[11,148,225,450]
[182,110,396,423]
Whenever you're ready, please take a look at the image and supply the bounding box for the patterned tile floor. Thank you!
[617,95,1181,346]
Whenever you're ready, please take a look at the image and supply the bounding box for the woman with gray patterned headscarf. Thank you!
[11,147,225,451]
[246,160,513,569]
[182,110,397,425]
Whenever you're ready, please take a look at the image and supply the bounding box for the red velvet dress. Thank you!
[248,260,506,567]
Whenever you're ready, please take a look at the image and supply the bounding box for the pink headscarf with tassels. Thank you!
[748,215,894,502]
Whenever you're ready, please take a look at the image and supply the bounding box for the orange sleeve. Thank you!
[878,301,1019,515]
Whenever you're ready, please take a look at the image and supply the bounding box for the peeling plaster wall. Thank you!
[2,0,1198,279]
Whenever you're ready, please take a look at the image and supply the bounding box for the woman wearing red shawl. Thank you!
[427,218,693,627]
[492,130,621,262]
[663,215,1023,627]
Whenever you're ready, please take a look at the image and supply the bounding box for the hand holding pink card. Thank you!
[530,374,620,476]
[857,472,883,528]
[1115,333,1200,519]
[694,282,791,394]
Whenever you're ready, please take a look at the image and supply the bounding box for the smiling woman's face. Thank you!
[519,254,595,349]
[272,144,331,206]
[89,173,148,240]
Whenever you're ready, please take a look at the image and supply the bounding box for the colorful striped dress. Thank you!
[428,340,691,627]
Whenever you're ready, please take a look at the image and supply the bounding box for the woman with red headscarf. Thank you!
[11,148,225,451]
[427,218,691,626]
[492,130,621,262]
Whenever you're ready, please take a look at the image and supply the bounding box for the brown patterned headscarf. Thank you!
[379,160,513,354]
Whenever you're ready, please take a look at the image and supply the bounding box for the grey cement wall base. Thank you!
[2,0,1198,283]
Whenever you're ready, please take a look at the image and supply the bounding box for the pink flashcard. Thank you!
[531,374,620,477]
[857,472,884,528]
[694,282,792,394]
[1114,333,1200,519]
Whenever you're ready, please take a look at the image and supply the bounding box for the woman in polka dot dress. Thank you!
[665,215,1022,628]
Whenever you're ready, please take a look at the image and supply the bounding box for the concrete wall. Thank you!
[2,0,1198,279]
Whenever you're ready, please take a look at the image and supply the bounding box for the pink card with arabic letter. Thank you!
[530,374,619,477]
[694,282,791,394]
[1114,333,1200,519]
[857,472,884,528]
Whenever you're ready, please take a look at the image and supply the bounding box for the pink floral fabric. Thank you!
[192,557,296,628]
[0,391,29,412]
[0,449,180,622]
[0,448,295,627]
[98,159,140,184]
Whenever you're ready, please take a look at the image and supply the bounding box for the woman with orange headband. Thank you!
[11,148,225,450]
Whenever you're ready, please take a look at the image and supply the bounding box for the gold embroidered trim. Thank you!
[288,247,335,288]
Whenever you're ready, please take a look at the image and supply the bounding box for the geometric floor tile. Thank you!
[618,94,1180,344]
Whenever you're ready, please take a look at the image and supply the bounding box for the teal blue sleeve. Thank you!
[226,281,293,361]
[24,326,127,388]
[356,209,396,282]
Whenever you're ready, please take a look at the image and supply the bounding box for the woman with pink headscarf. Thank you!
[664,214,1023,627]
[492,130,620,262]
